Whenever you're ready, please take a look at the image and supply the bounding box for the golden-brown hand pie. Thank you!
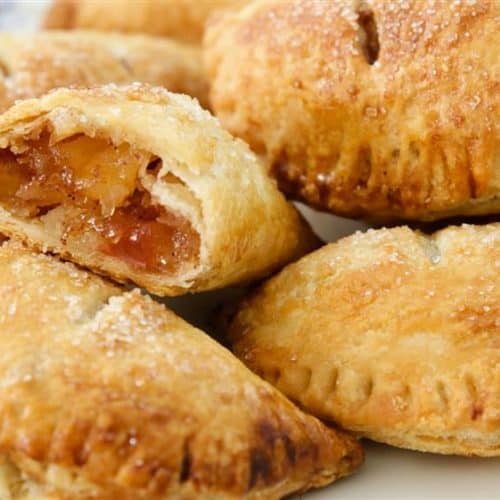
[0,84,317,296]
[205,0,500,221]
[43,0,245,44]
[0,239,363,499]
[0,31,209,111]
[227,223,500,456]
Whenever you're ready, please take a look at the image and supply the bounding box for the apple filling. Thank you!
[0,132,200,273]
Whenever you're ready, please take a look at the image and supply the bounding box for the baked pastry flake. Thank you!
[205,0,500,221]
[0,31,209,111]
[227,223,500,456]
[0,84,317,296]
[0,239,363,499]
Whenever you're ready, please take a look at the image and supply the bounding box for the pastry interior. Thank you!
[0,126,200,274]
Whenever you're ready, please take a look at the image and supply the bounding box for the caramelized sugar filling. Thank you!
[0,132,200,272]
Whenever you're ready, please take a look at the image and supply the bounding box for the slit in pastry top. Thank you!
[0,84,318,296]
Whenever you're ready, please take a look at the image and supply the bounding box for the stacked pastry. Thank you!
[0,81,369,497]
[0,0,497,498]
[205,0,500,458]
[0,2,368,498]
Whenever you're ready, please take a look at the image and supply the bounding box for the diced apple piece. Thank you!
[55,135,150,215]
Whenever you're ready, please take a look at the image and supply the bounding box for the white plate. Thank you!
[3,3,499,497]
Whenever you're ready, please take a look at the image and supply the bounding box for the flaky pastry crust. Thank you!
[43,0,245,44]
[0,240,362,499]
[228,223,500,456]
[0,31,209,111]
[205,0,500,221]
[0,84,317,296]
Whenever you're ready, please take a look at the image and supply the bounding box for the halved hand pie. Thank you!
[227,223,500,456]
[0,84,317,295]
[0,239,363,499]
[0,31,209,111]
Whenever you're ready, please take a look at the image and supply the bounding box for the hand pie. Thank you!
[43,0,245,44]
[227,223,500,456]
[0,239,362,499]
[0,31,208,111]
[0,84,317,296]
[205,0,500,221]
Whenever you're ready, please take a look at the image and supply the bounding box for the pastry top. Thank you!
[0,30,209,111]
[0,239,362,499]
[205,0,500,221]
[228,223,500,456]
[43,0,245,44]
[0,84,317,295]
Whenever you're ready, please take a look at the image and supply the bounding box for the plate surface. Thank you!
[3,3,500,498]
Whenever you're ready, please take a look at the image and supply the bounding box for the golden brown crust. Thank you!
[0,239,363,499]
[227,223,500,456]
[43,0,245,44]
[0,84,318,296]
[205,0,500,221]
[0,31,209,111]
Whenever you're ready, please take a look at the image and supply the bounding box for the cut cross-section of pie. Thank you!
[227,223,500,456]
[0,84,317,296]
[0,239,363,499]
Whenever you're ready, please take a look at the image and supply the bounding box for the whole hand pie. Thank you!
[227,223,500,456]
[0,239,363,499]
[0,84,317,296]
[44,0,245,44]
[0,31,209,112]
[205,0,500,221]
